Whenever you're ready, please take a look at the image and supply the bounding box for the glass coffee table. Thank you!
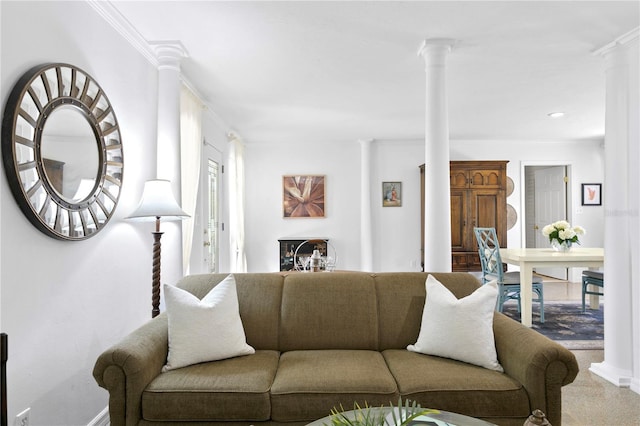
[308,406,497,426]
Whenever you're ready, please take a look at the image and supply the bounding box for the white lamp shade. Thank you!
[128,179,189,221]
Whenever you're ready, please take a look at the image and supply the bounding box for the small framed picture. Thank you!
[581,183,602,206]
[382,182,402,207]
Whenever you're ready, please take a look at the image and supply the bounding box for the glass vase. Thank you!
[551,240,572,252]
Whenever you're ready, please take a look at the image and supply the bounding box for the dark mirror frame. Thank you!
[1,63,124,240]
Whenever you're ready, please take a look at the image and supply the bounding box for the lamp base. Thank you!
[152,231,163,318]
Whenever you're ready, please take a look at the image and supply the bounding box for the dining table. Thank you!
[499,247,605,327]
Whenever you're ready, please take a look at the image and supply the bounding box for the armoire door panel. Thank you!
[472,192,499,228]
[451,253,469,271]
[469,169,503,189]
[450,191,466,250]
[450,171,468,189]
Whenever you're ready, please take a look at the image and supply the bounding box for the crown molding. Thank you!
[87,0,235,136]
[593,26,639,57]
[86,0,158,67]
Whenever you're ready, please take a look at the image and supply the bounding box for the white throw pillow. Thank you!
[407,274,503,372]
[163,274,255,371]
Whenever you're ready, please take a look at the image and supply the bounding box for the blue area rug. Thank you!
[501,302,603,349]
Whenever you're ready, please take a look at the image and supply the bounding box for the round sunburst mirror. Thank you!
[1,63,123,240]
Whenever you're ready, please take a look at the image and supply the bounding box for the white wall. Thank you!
[371,140,424,271]
[0,2,180,424]
[244,141,362,272]
[243,138,605,274]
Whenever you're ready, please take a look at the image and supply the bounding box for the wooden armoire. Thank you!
[420,160,508,271]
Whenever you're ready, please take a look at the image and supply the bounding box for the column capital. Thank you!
[150,40,189,71]
[418,38,456,68]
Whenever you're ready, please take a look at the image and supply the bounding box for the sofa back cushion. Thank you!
[279,272,379,351]
[176,273,283,350]
[176,271,481,352]
[375,272,481,350]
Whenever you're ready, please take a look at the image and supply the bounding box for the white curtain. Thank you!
[228,133,247,272]
[180,84,203,275]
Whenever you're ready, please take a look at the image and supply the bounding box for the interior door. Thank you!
[199,144,222,273]
[533,166,568,279]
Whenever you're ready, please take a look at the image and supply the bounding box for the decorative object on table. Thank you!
[326,399,439,426]
[581,183,602,206]
[382,181,402,207]
[541,220,586,252]
[309,249,323,272]
[283,175,325,217]
[292,239,337,272]
[279,238,329,271]
[1,63,124,240]
[524,409,551,426]
[127,179,189,317]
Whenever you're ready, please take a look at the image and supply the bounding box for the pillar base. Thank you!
[589,361,632,388]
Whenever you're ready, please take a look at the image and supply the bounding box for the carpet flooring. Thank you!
[501,301,604,349]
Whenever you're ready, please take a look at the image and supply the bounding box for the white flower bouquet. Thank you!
[542,220,586,251]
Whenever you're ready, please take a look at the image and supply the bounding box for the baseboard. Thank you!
[87,407,109,426]
[589,361,632,387]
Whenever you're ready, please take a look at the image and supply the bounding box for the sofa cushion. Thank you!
[270,350,399,422]
[279,272,379,350]
[407,275,503,372]
[374,272,482,350]
[142,350,279,421]
[383,349,530,419]
[176,273,284,350]
[163,275,254,371]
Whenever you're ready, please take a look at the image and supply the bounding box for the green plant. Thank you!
[324,398,439,426]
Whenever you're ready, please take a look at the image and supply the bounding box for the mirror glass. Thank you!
[41,107,99,202]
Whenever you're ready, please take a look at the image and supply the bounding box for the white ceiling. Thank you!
[109,1,639,145]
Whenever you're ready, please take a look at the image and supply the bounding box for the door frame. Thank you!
[519,160,578,281]
[192,142,223,274]
[519,161,574,247]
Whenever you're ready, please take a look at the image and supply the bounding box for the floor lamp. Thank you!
[128,179,189,318]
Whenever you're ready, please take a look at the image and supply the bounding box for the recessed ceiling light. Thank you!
[548,112,565,118]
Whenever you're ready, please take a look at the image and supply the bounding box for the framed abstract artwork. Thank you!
[283,175,325,217]
[581,183,602,206]
[382,182,402,207]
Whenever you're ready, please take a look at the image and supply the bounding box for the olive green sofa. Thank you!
[93,272,579,426]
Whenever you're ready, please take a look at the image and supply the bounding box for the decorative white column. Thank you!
[359,139,374,272]
[151,41,188,189]
[590,29,639,391]
[149,41,189,291]
[418,39,455,272]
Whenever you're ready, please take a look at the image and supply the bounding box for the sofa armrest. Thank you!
[492,313,578,426]
[93,315,169,426]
